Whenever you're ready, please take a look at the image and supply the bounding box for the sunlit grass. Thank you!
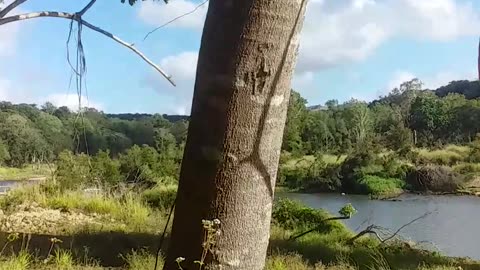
[0,164,52,180]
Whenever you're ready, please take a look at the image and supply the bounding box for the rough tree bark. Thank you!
[164,0,308,269]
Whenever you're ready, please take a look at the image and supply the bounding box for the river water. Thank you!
[277,192,480,260]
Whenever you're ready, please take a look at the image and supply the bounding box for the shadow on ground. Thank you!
[0,231,169,267]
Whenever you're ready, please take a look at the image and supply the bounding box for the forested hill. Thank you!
[106,113,189,122]
[0,78,479,168]
[0,102,189,167]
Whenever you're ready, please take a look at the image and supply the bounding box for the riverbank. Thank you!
[1,184,479,269]
[0,165,51,181]
[278,146,480,199]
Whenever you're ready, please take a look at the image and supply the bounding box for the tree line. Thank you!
[0,101,189,168]
[283,79,480,156]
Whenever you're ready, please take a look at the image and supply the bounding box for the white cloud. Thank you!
[40,93,103,111]
[160,51,198,81]
[297,0,480,72]
[386,69,477,92]
[0,76,102,110]
[138,0,207,29]
[142,51,199,115]
[386,71,417,90]
[0,0,24,56]
[138,0,480,73]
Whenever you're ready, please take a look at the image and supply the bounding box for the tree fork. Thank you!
[164,0,308,269]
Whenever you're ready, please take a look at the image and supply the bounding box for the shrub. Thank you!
[55,150,92,189]
[141,184,177,210]
[91,150,122,185]
[359,175,405,196]
[272,199,346,233]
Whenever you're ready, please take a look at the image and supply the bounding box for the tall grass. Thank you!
[416,147,468,166]
[0,164,52,180]
[0,184,164,233]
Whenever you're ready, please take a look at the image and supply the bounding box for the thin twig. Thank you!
[348,211,434,244]
[381,211,433,243]
[0,11,176,86]
[0,0,27,18]
[142,0,208,42]
[77,0,97,16]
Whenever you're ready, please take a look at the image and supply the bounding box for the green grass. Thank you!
[416,147,468,166]
[0,164,52,180]
[1,189,479,269]
[0,185,165,233]
[359,175,405,197]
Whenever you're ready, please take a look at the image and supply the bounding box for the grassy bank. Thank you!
[279,145,480,198]
[0,184,478,269]
[0,165,51,181]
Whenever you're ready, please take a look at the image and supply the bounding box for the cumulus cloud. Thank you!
[386,69,477,92]
[297,0,480,72]
[138,0,207,29]
[40,93,103,111]
[0,74,102,110]
[0,0,23,56]
[142,51,199,115]
[138,0,480,74]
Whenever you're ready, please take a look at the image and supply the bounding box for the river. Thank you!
[277,192,480,260]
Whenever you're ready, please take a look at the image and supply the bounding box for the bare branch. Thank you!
[348,211,434,244]
[0,11,176,86]
[381,211,433,243]
[143,0,208,42]
[77,0,97,16]
[0,0,27,18]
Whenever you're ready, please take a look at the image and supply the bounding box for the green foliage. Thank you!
[359,175,405,196]
[55,150,92,189]
[0,138,10,164]
[272,199,347,233]
[119,145,176,187]
[141,184,177,210]
[338,203,357,218]
[91,150,122,185]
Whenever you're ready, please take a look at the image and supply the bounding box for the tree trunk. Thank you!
[163,0,308,269]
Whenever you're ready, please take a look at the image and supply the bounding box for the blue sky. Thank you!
[1,0,480,114]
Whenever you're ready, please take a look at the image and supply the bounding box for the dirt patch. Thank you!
[0,203,109,235]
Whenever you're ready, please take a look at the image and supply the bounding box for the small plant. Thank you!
[176,218,221,270]
[0,233,19,256]
[339,203,357,218]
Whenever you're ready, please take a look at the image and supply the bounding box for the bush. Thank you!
[55,150,92,189]
[279,157,341,192]
[119,145,179,187]
[406,165,465,192]
[272,199,346,233]
[91,150,122,185]
[359,175,405,196]
[141,184,177,210]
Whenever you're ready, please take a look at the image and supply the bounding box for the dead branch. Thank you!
[78,0,97,16]
[290,216,350,241]
[0,0,27,18]
[0,4,176,86]
[348,211,434,244]
[143,0,208,41]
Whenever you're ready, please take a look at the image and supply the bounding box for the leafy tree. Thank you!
[283,90,308,154]
[0,138,10,165]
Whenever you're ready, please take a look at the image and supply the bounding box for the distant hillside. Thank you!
[106,113,189,122]
[307,104,327,111]
[435,80,480,99]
